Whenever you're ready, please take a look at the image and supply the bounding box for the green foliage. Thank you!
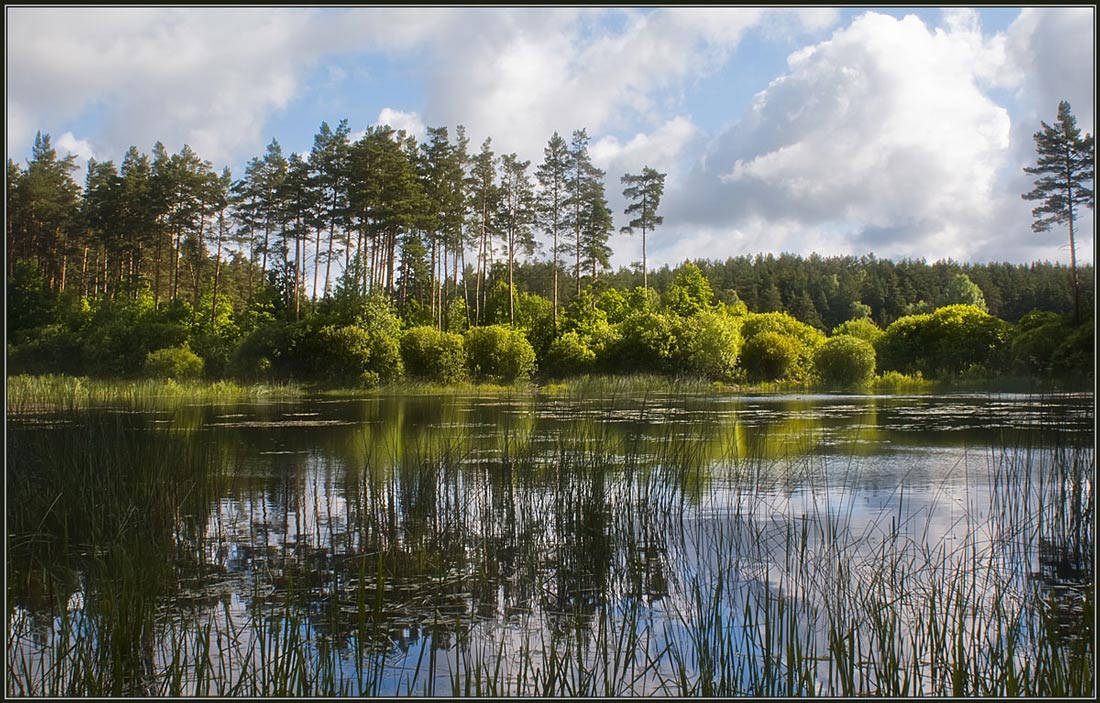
[611,310,680,374]
[926,304,1009,377]
[878,305,1009,378]
[7,324,86,376]
[814,335,876,387]
[561,290,608,336]
[230,320,306,382]
[1009,311,1068,375]
[876,313,933,376]
[401,326,467,384]
[595,288,629,324]
[664,262,715,316]
[674,310,742,381]
[464,325,536,383]
[1051,322,1094,377]
[312,325,401,387]
[544,331,597,378]
[317,289,402,338]
[740,312,824,380]
[940,273,988,311]
[143,345,204,380]
[831,318,884,345]
[739,332,803,382]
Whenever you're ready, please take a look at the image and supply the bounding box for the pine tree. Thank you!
[537,132,569,327]
[498,153,537,325]
[1022,100,1094,323]
[620,166,666,290]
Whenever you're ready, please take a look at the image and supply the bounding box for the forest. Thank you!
[6,125,1095,388]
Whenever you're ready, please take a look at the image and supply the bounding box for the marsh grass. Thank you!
[5,390,1094,697]
[6,374,303,414]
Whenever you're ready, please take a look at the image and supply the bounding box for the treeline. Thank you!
[6,126,1094,387]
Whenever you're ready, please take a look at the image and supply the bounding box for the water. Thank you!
[6,390,1095,696]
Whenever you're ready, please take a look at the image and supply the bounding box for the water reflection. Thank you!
[7,391,1094,696]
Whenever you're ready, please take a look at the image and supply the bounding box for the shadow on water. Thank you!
[6,389,1094,696]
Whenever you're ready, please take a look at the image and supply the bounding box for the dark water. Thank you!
[6,390,1095,696]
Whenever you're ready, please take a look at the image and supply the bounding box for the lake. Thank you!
[6,387,1095,696]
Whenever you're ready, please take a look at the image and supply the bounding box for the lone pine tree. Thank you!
[1022,100,1094,323]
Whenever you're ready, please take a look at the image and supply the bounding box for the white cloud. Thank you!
[590,116,698,180]
[669,11,1023,263]
[375,108,426,141]
[55,132,96,175]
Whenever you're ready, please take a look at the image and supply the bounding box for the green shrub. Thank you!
[831,318,884,345]
[741,312,823,380]
[664,262,715,316]
[740,332,803,382]
[401,326,467,384]
[926,304,1009,376]
[1008,311,1067,375]
[144,345,204,380]
[612,310,680,374]
[875,313,933,375]
[676,310,742,381]
[464,325,536,383]
[1051,322,1094,377]
[7,324,86,376]
[544,331,597,378]
[316,324,403,387]
[814,335,876,387]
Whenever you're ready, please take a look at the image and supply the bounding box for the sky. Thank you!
[6,6,1096,272]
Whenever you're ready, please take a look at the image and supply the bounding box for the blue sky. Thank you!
[6,6,1095,270]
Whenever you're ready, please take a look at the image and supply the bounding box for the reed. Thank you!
[6,388,1093,697]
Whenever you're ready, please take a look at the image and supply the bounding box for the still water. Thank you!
[7,390,1095,696]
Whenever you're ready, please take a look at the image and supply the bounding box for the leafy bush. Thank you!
[740,332,803,382]
[401,326,467,384]
[831,318,884,345]
[675,310,742,381]
[741,312,823,380]
[544,331,597,378]
[144,345,204,380]
[464,325,536,383]
[7,324,86,376]
[1008,310,1067,375]
[876,313,933,375]
[814,335,876,387]
[926,304,1009,376]
[664,262,715,316]
[611,310,680,374]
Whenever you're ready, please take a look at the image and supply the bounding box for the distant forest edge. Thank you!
[6,129,1095,387]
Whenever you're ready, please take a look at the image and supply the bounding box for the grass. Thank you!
[5,388,1094,697]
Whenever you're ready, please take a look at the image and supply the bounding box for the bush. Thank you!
[741,312,824,380]
[401,326,467,384]
[144,345,204,380]
[1008,311,1067,375]
[464,325,536,383]
[675,310,742,381]
[876,313,933,375]
[317,324,403,387]
[740,332,803,382]
[814,335,876,387]
[612,310,680,374]
[831,318,884,345]
[544,331,597,378]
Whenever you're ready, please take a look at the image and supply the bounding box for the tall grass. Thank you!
[6,374,303,414]
[6,390,1093,696]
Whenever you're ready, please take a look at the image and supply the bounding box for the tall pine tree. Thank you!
[1022,100,1094,323]
[620,166,666,290]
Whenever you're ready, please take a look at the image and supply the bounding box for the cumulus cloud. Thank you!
[55,132,96,175]
[375,108,426,141]
[665,11,1021,264]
